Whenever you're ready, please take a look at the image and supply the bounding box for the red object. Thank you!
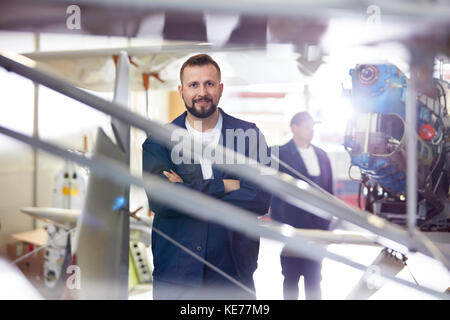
[142,73,150,91]
[336,195,364,209]
[112,55,138,67]
[419,124,435,140]
[142,72,165,91]
[112,55,119,67]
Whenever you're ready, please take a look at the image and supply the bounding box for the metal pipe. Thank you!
[32,32,40,230]
[363,112,372,153]
[405,67,418,235]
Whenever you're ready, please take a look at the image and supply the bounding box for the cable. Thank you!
[412,229,450,271]
[358,181,362,209]
[9,227,76,266]
[126,212,257,298]
[403,259,420,286]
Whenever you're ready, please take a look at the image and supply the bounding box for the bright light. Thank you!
[315,96,353,135]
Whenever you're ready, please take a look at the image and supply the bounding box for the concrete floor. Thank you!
[128,238,450,300]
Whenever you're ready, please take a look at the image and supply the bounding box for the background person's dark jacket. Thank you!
[142,108,271,289]
[270,139,333,230]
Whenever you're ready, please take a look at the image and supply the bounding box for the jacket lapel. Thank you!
[286,139,308,178]
[170,111,203,179]
[312,145,328,187]
[288,140,328,186]
[214,108,232,179]
[170,109,231,180]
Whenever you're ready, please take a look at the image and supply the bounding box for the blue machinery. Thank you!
[345,63,450,230]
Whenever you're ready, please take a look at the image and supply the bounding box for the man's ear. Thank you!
[178,84,183,97]
[219,83,224,96]
[290,124,297,134]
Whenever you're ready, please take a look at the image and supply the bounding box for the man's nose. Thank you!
[198,84,208,95]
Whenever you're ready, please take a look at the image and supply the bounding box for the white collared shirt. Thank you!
[297,145,321,177]
[185,113,223,179]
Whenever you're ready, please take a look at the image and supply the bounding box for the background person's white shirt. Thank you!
[297,145,321,177]
[185,113,223,179]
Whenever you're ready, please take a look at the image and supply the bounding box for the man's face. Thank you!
[178,64,223,119]
[291,119,314,144]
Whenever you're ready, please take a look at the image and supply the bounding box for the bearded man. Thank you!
[142,54,271,300]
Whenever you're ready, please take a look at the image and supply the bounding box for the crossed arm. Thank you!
[142,133,271,217]
[162,169,240,194]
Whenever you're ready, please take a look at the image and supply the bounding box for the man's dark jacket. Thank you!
[142,108,271,290]
[270,139,333,230]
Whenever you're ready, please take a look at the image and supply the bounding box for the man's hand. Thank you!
[162,170,184,183]
[223,179,240,193]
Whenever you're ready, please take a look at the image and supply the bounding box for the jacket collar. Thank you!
[170,108,234,179]
[171,108,235,146]
[287,139,298,155]
[287,139,318,155]
[171,107,231,129]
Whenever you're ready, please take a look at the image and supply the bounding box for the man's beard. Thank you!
[184,96,218,119]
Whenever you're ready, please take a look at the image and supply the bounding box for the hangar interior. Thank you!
[0,1,449,300]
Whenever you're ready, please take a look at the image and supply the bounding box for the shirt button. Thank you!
[196,246,202,251]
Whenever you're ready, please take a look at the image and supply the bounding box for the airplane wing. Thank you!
[22,45,190,92]
[20,207,79,225]
[21,43,271,92]
[20,206,152,233]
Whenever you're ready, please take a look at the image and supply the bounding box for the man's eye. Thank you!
[190,83,198,88]
[206,82,214,87]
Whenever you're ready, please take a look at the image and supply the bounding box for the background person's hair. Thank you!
[290,111,314,127]
[180,54,221,83]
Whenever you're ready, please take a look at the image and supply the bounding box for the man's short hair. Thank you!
[290,111,315,127]
[180,54,221,83]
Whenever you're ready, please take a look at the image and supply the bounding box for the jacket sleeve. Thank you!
[327,156,334,195]
[142,137,226,218]
[142,137,181,218]
[218,179,271,215]
[175,179,225,198]
[320,150,334,196]
[217,125,272,216]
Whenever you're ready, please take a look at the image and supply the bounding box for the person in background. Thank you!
[270,111,333,300]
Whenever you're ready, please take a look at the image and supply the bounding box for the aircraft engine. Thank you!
[344,63,449,230]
